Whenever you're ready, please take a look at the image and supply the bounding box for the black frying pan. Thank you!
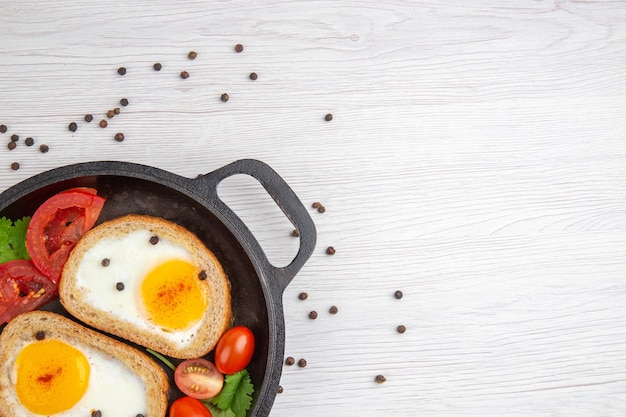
[0,159,316,417]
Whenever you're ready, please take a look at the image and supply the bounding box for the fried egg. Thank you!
[9,337,147,417]
[72,228,208,348]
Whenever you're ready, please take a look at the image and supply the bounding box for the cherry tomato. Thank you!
[0,260,58,324]
[215,326,255,375]
[26,188,105,283]
[174,358,223,399]
[169,396,212,417]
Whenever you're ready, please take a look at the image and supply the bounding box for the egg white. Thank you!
[74,229,205,348]
[9,339,147,417]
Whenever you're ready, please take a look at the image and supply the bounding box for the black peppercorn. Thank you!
[35,331,45,340]
[114,133,124,142]
[117,67,126,75]
[116,282,125,291]
[84,114,93,122]
[120,98,129,106]
[285,356,295,366]
[277,385,284,394]
[188,51,198,60]
[326,246,336,255]
[297,358,307,368]
[221,93,229,102]
[101,258,110,267]
[10,134,19,142]
[99,120,108,128]
[92,410,102,417]
[199,270,207,280]
[25,137,34,146]
[329,305,338,314]
[113,107,121,115]
[180,71,190,79]
[10,162,19,170]
[308,311,318,319]
[298,292,308,300]
[150,235,159,245]
[317,205,326,213]
[107,110,115,118]
[153,63,162,71]
[311,202,321,209]
[325,113,333,121]
[68,122,77,132]
[136,414,145,417]
[397,325,407,333]
[39,144,49,153]
[375,375,386,384]
[292,229,299,237]
[7,142,16,150]
[394,290,403,299]
[0,124,6,133]
[235,44,244,53]
[249,72,258,80]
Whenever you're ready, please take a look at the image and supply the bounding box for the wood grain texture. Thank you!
[1,1,626,416]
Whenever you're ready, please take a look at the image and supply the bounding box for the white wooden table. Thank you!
[2,1,626,416]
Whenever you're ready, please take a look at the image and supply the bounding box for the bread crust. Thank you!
[0,310,169,417]
[59,214,232,359]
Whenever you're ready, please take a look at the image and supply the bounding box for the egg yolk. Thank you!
[141,259,207,330]
[15,339,90,415]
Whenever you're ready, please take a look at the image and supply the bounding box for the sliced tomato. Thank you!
[0,260,58,325]
[26,188,105,283]
[58,187,98,196]
[174,358,223,399]
[169,396,213,417]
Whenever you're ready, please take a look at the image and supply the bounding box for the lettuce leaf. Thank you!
[0,216,31,263]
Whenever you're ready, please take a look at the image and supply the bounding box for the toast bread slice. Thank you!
[59,214,232,359]
[0,310,169,417]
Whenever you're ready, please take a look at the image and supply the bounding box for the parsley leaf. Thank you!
[204,403,236,417]
[209,369,254,417]
[0,216,31,263]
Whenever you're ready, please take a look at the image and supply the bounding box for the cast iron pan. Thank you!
[0,158,316,417]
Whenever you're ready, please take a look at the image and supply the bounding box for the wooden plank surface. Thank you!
[1,1,626,416]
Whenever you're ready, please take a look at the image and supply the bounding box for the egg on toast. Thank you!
[0,310,169,417]
[59,214,232,359]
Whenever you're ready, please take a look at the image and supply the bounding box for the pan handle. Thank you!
[193,159,316,292]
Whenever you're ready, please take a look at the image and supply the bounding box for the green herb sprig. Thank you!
[146,348,176,371]
[204,369,254,417]
[0,216,31,263]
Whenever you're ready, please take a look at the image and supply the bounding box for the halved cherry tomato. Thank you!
[174,358,224,399]
[169,396,212,417]
[0,260,58,324]
[26,188,105,283]
[214,326,255,375]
